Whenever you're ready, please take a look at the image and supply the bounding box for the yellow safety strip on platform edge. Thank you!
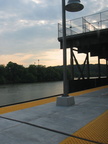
[69,85,108,97]
[0,85,108,114]
[0,97,56,114]
[60,110,108,144]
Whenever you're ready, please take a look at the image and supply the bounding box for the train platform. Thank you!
[0,85,108,144]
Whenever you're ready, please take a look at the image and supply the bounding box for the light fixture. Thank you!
[65,0,84,12]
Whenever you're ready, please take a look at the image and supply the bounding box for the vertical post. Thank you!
[106,59,108,78]
[82,17,85,33]
[38,59,39,66]
[98,56,101,79]
[100,12,102,29]
[62,0,68,96]
[86,53,90,79]
[70,47,74,80]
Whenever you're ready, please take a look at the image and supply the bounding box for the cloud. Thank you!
[83,0,108,13]
[0,0,108,66]
[0,48,63,67]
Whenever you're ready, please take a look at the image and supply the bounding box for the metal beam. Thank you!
[98,57,101,79]
[72,51,85,80]
[70,48,74,80]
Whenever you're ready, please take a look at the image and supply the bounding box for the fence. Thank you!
[58,10,108,38]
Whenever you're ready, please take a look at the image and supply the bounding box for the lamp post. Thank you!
[56,0,84,106]
[62,0,68,97]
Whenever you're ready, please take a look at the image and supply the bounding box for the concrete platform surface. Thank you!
[0,86,108,144]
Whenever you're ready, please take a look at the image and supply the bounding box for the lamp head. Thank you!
[65,0,84,12]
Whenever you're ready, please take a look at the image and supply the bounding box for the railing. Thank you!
[58,10,108,38]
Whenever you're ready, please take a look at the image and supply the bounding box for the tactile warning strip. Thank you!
[60,110,108,144]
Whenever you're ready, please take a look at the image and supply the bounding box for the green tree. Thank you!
[27,65,37,82]
[36,65,46,82]
[5,61,25,83]
[45,67,61,81]
[0,65,6,84]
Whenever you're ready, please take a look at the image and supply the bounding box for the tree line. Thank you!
[0,61,107,84]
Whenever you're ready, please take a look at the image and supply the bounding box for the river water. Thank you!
[0,81,63,107]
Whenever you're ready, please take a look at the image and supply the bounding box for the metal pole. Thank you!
[86,52,90,79]
[62,0,68,96]
[106,59,108,78]
[98,56,101,79]
[70,47,74,80]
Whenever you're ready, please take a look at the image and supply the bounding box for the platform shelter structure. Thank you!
[58,10,108,92]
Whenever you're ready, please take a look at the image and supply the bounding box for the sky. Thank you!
[0,0,108,67]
